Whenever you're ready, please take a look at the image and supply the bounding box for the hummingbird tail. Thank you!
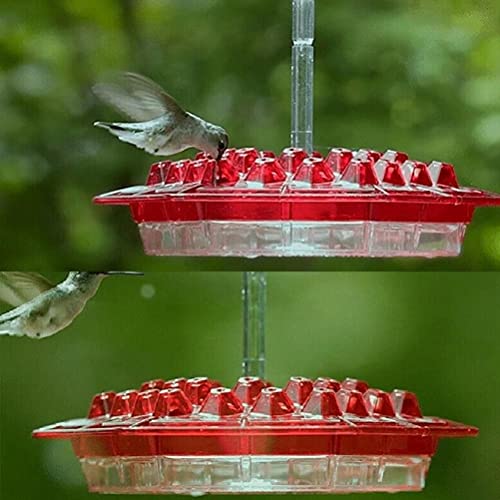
[0,330,21,337]
[93,121,155,152]
[0,318,21,336]
[94,121,127,132]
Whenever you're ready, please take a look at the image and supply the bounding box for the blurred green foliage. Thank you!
[1,272,499,499]
[1,0,500,269]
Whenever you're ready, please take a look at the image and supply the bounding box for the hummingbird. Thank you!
[0,272,141,339]
[93,72,229,160]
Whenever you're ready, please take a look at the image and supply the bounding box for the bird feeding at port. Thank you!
[93,1,500,259]
[93,72,229,160]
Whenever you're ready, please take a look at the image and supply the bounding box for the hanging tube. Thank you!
[242,272,267,379]
[240,3,313,380]
[291,0,315,153]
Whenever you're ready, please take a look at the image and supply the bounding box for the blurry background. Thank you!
[1,272,499,500]
[1,0,500,269]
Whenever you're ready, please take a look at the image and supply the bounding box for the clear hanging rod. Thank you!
[242,272,267,379]
[291,0,315,153]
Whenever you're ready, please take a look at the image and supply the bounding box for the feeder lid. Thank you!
[94,147,500,218]
[34,374,477,454]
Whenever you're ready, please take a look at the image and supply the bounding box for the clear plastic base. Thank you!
[139,221,466,258]
[81,455,430,495]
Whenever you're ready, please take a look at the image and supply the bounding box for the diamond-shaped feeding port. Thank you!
[94,147,500,258]
[33,375,477,495]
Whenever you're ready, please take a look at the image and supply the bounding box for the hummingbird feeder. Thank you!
[94,147,500,257]
[33,273,478,495]
[94,0,500,258]
[33,375,477,495]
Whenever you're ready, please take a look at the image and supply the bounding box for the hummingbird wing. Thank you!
[93,72,187,123]
[0,272,53,307]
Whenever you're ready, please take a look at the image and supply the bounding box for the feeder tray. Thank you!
[94,147,500,258]
[33,375,477,495]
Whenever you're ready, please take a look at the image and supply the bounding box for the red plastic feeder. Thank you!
[94,147,500,258]
[33,375,477,495]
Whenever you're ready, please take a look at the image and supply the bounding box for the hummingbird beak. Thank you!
[216,132,229,161]
[100,271,144,276]
[216,144,227,161]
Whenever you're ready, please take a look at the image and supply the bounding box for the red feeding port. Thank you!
[154,388,193,417]
[284,375,314,405]
[251,387,296,417]
[244,157,287,186]
[200,387,244,417]
[87,391,116,419]
[302,387,342,417]
[233,376,269,405]
[109,390,139,417]
[294,157,335,185]
[33,374,477,495]
[183,376,221,405]
[326,148,354,174]
[94,147,500,258]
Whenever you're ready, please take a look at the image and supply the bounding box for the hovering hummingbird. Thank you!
[0,272,141,339]
[93,72,229,160]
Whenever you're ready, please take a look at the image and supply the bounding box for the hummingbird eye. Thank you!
[218,140,226,150]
